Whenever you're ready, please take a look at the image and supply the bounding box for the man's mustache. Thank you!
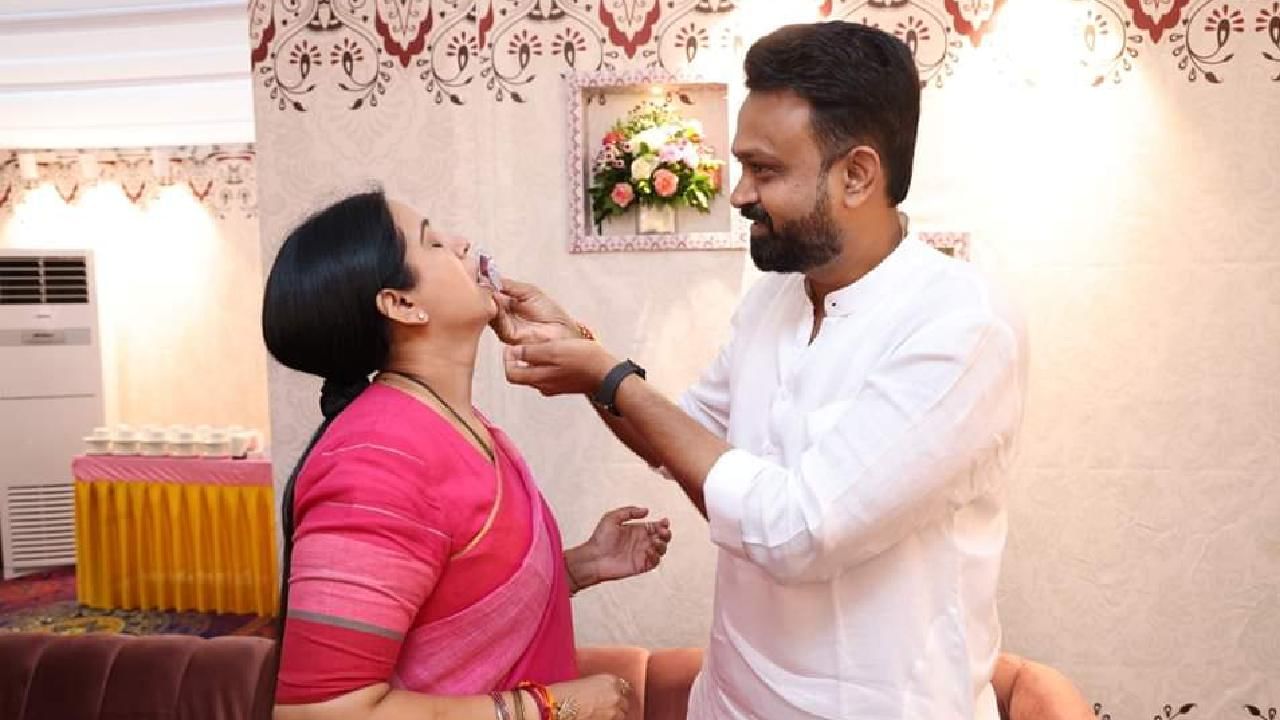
[740,203,772,227]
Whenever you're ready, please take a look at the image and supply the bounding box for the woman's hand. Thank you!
[549,674,633,720]
[567,507,672,591]
[490,278,583,345]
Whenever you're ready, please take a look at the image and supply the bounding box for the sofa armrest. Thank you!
[993,652,1094,720]
[576,646,650,720]
[644,648,703,720]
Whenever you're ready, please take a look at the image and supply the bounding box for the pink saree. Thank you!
[275,383,578,705]
[392,425,578,692]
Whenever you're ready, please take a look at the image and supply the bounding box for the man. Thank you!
[493,21,1027,720]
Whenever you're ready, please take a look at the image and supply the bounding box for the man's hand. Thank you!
[504,340,619,397]
[490,278,583,345]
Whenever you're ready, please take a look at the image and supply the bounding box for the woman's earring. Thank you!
[416,311,427,321]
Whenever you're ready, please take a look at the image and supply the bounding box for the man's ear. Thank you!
[837,145,881,208]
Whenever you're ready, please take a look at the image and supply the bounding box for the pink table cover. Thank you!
[72,455,272,487]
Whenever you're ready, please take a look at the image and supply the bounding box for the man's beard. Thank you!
[741,193,842,273]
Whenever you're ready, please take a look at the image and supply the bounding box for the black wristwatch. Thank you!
[592,359,646,416]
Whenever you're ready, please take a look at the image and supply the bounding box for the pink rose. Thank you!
[653,168,679,198]
[611,182,635,208]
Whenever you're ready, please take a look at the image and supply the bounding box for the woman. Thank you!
[262,190,671,720]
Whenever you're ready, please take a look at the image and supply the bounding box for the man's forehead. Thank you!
[733,90,814,154]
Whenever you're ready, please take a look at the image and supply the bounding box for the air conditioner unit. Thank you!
[0,250,104,579]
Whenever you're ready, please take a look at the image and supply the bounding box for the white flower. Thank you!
[680,143,700,168]
[633,126,673,153]
[631,154,659,181]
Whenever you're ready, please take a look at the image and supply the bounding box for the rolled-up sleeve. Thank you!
[704,310,1024,584]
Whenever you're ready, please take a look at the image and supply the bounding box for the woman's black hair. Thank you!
[260,188,415,700]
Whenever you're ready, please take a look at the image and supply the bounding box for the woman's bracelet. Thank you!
[517,682,554,720]
[489,691,512,720]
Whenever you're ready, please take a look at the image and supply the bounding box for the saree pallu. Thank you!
[393,427,577,691]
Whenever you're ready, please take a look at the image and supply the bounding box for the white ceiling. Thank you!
[0,0,254,149]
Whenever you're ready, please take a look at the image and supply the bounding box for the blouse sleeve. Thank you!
[275,442,452,705]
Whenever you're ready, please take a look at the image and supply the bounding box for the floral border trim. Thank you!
[248,0,1280,120]
[0,146,256,220]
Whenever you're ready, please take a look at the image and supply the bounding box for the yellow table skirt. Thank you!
[74,480,278,616]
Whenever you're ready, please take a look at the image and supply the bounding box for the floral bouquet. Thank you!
[588,99,724,231]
